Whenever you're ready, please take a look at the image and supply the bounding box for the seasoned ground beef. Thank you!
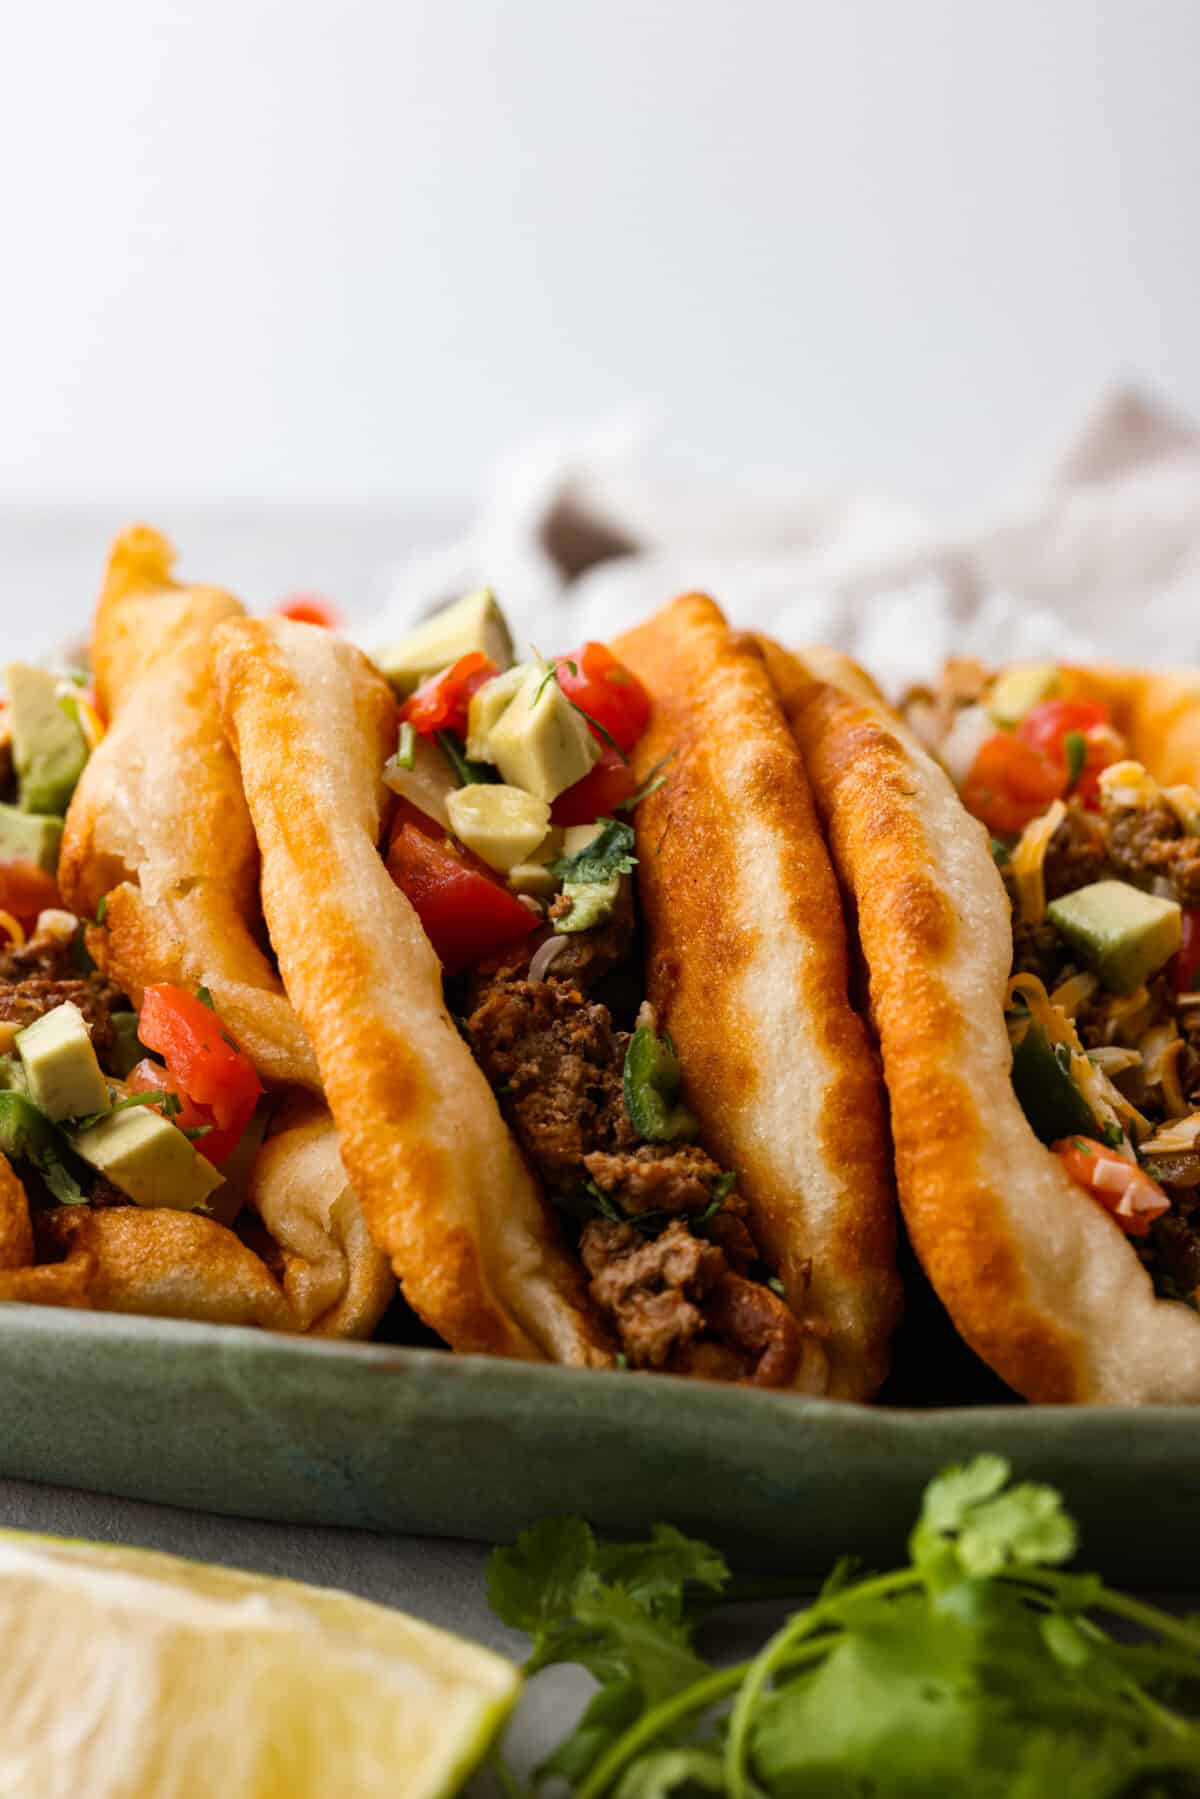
[579,1218,804,1385]
[1042,802,1110,901]
[466,978,635,1193]
[0,935,124,1056]
[1148,1211,1200,1297]
[1010,918,1061,984]
[581,1218,722,1369]
[583,1143,726,1217]
[464,944,807,1387]
[1107,804,1200,906]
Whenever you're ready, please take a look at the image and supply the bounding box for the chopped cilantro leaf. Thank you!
[616,750,677,815]
[1102,1122,1124,1149]
[990,836,1011,865]
[550,818,637,885]
[1064,729,1088,791]
[196,986,215,1012]
[487,1457,1200,1799]
[435,730,497,787]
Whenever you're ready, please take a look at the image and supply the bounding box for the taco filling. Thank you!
[0,666,264,1230]
[908,660,1200,1305]
[380,603,809,1384]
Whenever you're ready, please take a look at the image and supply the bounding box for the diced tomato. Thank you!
[126,1058,244,1166]
[551,747,639,826]
[1174,909,1200,995]
[136,986,263,1158]
[552,643,651,754]
[1052,1136,1170,1238]
[1017,698,1124,806]
[0,863,62,932]
[401,653,498,739]
[274,595,341,628]
[962,734,1066,836]
[386,823,537,976]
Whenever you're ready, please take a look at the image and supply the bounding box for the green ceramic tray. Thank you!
[1,1304,1197,1579]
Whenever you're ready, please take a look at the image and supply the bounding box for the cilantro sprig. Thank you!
[487,1456,1200,1797]
[550,819,637,886]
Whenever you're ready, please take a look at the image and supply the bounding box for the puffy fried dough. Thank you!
[36,1207,296,1331]
[614,598,901,1399]
[59,525,319,1091]
[250,1096,395,1338]
[769,643,1200,1403]
[0,1156,93,1308]
[215,617,612,1366]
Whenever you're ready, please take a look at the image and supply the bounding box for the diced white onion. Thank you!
[940,704,997,786]
[528,935,571,983]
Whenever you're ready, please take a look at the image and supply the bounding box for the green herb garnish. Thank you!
[550,818,637,886]
[990,836,1011,866]
[616,751,677,814]
[396,721,416,770]
[73,1088,181,1132]
[1064,730,1088,792]
[488,1456,1200,1797]
[1102,1121,1125,1149]
[435,730,498,787]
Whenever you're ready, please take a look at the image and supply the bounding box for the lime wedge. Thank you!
[0,1528,519,1797]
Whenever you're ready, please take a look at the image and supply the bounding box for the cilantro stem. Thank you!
[1022,1573,1200,1660]
[574,1636,837,1799]
[725,1568,923,1799]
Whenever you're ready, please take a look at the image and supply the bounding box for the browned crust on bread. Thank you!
[249,1095,395,1339]
[771,645,1200,1403]
[614,598,900,1398]
[36,1207,296,1329]
[59,525,319,1091]
[215,618,611,1367]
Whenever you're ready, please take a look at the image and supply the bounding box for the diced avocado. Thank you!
[0,1055,27,1093]
[555,874,621,933]
[106,1011,149,1081]
[466,664,532,762]
[487,668,601,802]
[506,826,565,898]
[0,801,63,874]
[1009,1022,1096,1145]
[15,1002,109,1123]
[986,662,1061,728]
[623,1026,698,1143]
[374,589,514,697]
[562,822,604,858]
[445,784,551,872]
[70,1106,223,1211]
[382,730,457,832]
[1046,880,1183,996]
[507,861,559,900]
[6,663,89,816]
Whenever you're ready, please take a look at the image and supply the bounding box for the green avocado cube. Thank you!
[986,662,1061,728]
[0,802,63,874]
[70,1107,224,1211]
[487,667,601,801]
[6,663,89,817]
[1046,880,1183,996]
[16,1001,109,1123]
[374,589,514,697]
[555,874,621,934]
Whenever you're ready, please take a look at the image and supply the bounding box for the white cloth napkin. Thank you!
[364,386,1200,695]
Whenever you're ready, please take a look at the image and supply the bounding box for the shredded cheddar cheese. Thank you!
[1141,1112,1200,1157]
[1010,799,1066,927]
[1050,970,1099,1020]
[1098,760,1159,811]
[0,911,25,949]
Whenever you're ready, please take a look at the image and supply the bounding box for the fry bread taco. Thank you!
[765,643,1200,1403]
[0,528,393,1337]
[214,591,900,1394]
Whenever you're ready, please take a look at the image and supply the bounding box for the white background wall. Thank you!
[3,0,1199,516]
